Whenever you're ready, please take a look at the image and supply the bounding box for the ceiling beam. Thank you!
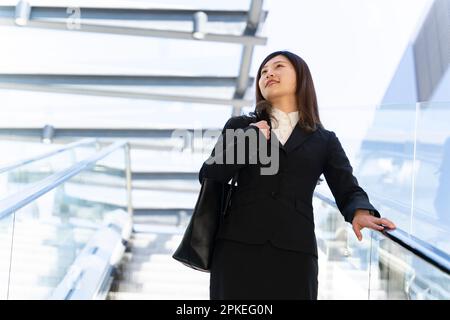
[0,128,221,139]
[0,16,267,45]
[0,82,252,106]
[132,172,198,181]
[232,0,265,116]
[0,5,267,23]
[0,74,254,87]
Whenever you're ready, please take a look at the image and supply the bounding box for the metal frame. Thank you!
[0,82,252,107]
[0,18,266,45]
[131,172,199,181]
[233,0,265,116]
[0,0,266,114]
[0,74,254,87]
[0,4,267,45]
[0,127,221,139]
[124,142,133,216]
[0,6,264,23]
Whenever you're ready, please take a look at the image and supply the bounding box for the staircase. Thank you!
[107,221,210,300]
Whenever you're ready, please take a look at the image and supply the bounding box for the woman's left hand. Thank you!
[352,209,396,241]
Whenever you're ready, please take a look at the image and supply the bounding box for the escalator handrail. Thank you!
[0,140,127,220]
[313,191,450,275]
[0,138,97,174]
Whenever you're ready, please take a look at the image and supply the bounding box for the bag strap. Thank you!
[221,171,239,216]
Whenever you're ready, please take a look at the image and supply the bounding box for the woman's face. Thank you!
[258,54,297,102]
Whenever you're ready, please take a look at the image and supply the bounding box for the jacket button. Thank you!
[271,191,277,198]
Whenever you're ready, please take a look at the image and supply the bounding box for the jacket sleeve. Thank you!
[198,117,260,184]
[323,131,380,223]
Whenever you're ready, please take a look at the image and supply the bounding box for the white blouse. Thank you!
[270,107,299,145]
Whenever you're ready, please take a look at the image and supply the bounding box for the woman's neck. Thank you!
[270,96,297,113]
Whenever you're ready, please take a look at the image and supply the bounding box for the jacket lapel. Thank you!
[271,123,315,155]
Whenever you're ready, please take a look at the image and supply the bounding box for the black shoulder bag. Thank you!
[172,173,238,272]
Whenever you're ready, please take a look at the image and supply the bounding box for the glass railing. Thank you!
[313,101,450,299]
[0,138,100,200]
[352,101,450,255]
[0,140,133,299]
[313,191,450,300]
[370,228,450,299]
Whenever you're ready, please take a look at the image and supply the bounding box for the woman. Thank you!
[199,50,396,300]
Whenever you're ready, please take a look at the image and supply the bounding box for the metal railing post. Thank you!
[124,142,133,216]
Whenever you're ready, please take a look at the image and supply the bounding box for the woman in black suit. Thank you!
[199,50,396,300]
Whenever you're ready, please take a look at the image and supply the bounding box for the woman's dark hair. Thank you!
[249,50,322,133]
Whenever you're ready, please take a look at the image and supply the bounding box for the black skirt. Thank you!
[210,238,318,300]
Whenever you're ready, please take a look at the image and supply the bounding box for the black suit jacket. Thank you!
[199,115,380,257]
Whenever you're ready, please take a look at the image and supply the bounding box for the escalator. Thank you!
[0,139,132,299]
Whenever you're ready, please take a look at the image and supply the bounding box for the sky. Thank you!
[251,0,433,108]
[249,0,433,149]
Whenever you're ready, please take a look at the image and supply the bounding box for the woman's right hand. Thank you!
[250,120,270,140]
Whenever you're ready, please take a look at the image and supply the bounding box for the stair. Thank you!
[107,227,209,300]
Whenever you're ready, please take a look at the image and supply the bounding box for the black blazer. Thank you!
[199,115,380,257]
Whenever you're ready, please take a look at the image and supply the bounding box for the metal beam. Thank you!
[0,82,252,107]
[232,0,265,116]
[133,208,193,216]
[233,45,256,116]
[0,5,267,23]
[0,15,267,45]
[132,172,198,181]
[0,74,254,87]
[18,170,200,183]
[0,128,221,139]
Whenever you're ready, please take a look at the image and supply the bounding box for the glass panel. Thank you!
[369,232,450,300]
[7,147,127,299]
[313,197,371,299]
[0,141,98,201]
[411,101,450,254]
[355,103,417,233]
[0,213,14,299]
